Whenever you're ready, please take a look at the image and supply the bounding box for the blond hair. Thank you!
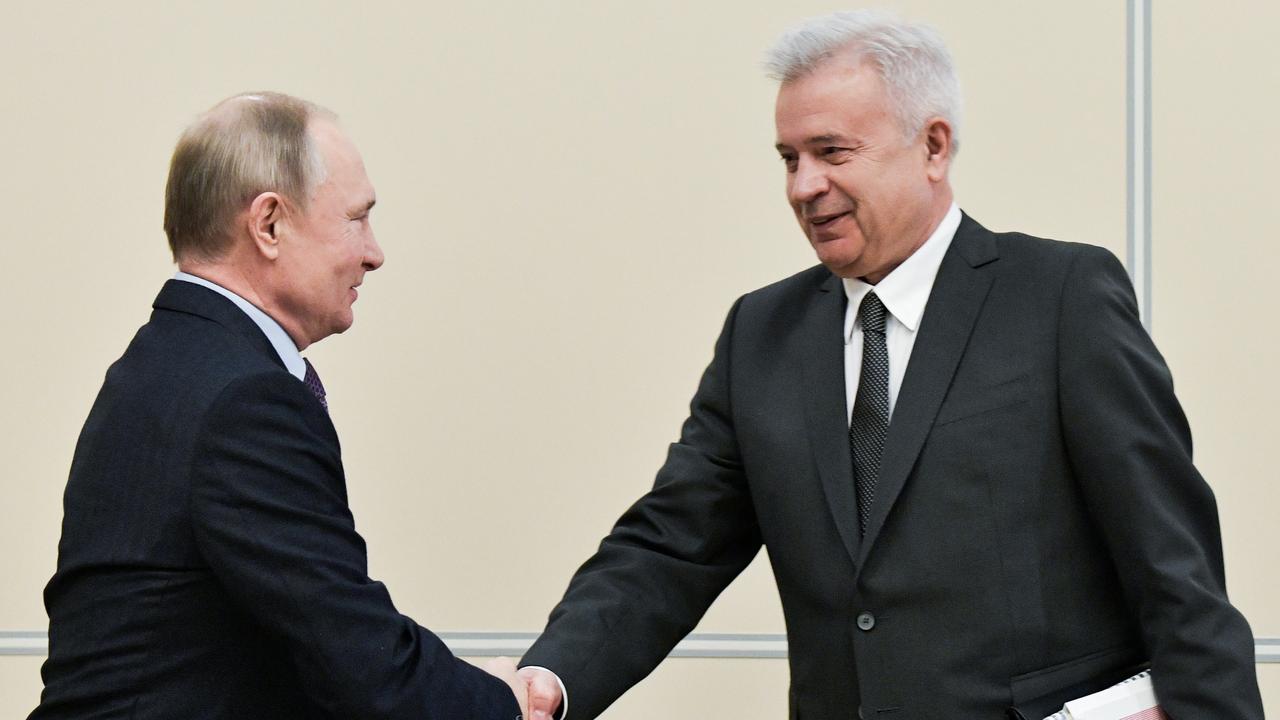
[163,92,335,261]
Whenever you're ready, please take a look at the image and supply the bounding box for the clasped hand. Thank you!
[482,658,562,720]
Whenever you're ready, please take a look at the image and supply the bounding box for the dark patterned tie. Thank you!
[850,292,889,535]
[303,358,328,412]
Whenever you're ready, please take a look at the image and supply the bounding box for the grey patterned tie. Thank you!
[303,358,328,412]
[850,292,889,535]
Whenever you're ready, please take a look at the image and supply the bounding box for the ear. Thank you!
[247,192,287,261]
[922,117,953,182]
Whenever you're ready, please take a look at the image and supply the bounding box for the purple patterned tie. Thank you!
[303,358,328,412]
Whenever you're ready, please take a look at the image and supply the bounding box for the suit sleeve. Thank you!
[189,372,520,720]
[521,297,764,719]
[1056,245,1263,718]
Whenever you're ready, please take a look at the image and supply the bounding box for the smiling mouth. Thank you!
[809,211,850,227]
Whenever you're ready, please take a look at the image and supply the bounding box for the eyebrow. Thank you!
[345,199,376,220]
[776,134,854,152]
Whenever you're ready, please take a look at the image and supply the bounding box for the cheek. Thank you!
[332,231,363,273]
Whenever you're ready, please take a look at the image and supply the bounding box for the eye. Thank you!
[821,147,851,163]
[778,154,798,172]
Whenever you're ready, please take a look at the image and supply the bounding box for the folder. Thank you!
[1040,671,1164,720]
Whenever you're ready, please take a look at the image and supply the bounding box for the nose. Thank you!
[789,156,830,205]
[363,232,385,271]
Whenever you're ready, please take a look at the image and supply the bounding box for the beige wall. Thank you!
[1151,1,1280,640]
[0,1,1272,718]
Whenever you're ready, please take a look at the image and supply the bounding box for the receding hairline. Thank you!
[164,91,341,262]
[203,92,343,202]
[205,91,337,121]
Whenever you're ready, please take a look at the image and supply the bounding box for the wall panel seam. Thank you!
[3,631,1277,661]
[1127,0,1153,330]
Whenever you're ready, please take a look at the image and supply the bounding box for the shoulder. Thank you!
[103,305,306,432]
[968,220,1117,273]
[962,222,1140,340]
[954,218,1128,299]
[735,264,832,315]
[150,303,288,376]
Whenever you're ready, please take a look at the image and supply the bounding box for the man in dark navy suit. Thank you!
[32,92,526,720]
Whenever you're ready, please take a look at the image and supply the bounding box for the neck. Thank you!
[860,188,954,285]
[176,260,312,350]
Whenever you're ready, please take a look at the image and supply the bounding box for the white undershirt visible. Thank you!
[173,271,307,381]
[843,202,961,422]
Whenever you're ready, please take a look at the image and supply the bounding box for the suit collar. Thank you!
[152,279,287,371]
[172,272,306,380]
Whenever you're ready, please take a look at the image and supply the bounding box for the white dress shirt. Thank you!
[843,202,961,422]
[173,271,307,381]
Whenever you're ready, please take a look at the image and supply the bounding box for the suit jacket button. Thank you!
[856,611,876,631]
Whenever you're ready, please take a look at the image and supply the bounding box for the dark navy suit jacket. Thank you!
[32,280,520,720]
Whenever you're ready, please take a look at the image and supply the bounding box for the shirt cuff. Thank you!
[520,665,568,719]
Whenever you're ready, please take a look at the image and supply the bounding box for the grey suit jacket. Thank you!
[522,214,1262,719]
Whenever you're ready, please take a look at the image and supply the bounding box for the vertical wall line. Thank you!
[1128,0,1153,331]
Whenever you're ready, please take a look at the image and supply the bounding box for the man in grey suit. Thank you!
[517,11,1263,719]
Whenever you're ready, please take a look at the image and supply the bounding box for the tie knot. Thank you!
[302,358,328,411]
[859,292,887,334]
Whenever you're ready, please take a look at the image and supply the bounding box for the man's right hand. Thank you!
[517,666,563,720]
[482,657,529,719]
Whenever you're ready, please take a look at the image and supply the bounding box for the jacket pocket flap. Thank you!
[935,375,1030,426]
[1009,644,1147,712]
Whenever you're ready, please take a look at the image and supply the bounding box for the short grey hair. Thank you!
[163,91,335,262]
[764,10,962,155]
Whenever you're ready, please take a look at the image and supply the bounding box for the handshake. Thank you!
[483,659,564,720]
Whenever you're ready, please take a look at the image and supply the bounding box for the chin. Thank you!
[823,263,868,280]
[811,235,865,268]
[815,251,866,278]
[321,314,355,340]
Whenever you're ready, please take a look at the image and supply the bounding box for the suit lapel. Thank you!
[855,215,1000,572]
[798,272,862,567]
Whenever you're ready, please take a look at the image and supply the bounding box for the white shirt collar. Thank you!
[842,202,962,342]
[173,271,307,381]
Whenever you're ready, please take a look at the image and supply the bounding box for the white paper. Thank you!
[1043,671,1164,720]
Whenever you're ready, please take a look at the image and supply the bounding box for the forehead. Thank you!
[774,59,894,142]
[308,120,374,201]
